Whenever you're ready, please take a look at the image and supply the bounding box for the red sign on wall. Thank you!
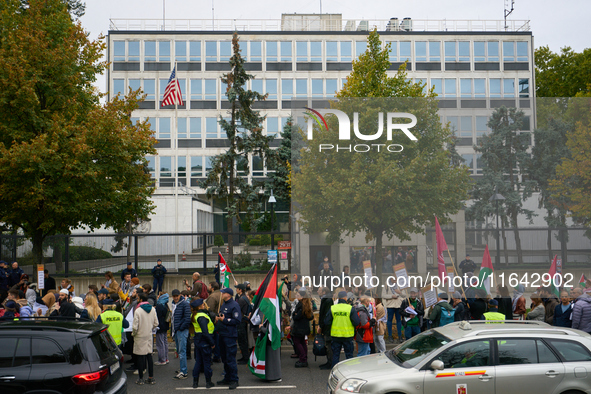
[277,241,291,250]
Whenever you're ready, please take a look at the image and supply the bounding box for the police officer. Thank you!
[325,290,360,367]
[96,299,129,348]
[0,261,9,292]
[191,299,215,389]
[483,299,506,323]
[215,288,241,390]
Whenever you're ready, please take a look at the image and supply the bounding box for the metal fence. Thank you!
[0,231,292,277]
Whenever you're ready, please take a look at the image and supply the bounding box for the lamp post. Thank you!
[269,190,276,250]
[489,186,505,269]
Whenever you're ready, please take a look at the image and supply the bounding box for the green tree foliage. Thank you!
[0,0,156,266]
[467,107,535,265]
[293,29,471,285]
[535,46,591,97]
[201,32,277,261]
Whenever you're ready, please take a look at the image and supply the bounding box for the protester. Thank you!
[235,283,250,364]
[96,299,129,347]
[205,281,222,363]
[483,299,505,323]
[118,273,133,306]
[572,290,591,333]
[383,285,405,343]
[42,269,56,296]
[42,292,57,317]
[292,290,313,367]
[32,296,48,316]
[121,262,138,281]
[373,298,387,353]
[15,290,33,318]
[132,293,159,385]
[142,284,157,306]
[468,289,488,320]
[540,287,559,325]
[186,272,209,300]
[495,285,513,321]
[0,300,20,320]
[325,290,360,367]
[97,288,109,307]
[215,288,241,390]
[51,289,77,317]
[152,259,167,294]
[317,287,334,369]
[450,291,467,321]
[429,293,454,328]
[526,295,546,321]
[85,293,102,321]
[190,299,215,389]
[103,271,119,293]
[355,296,374,357]
[60,278,75,297]
[26,282,38,306]
[181,290,193,361]
[171,289,191,380]
[512,284,527,319]
[400,288,424,340]
[154,292,170,366]
[553,290,573,327]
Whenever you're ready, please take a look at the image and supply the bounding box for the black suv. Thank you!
[0,318,126,394]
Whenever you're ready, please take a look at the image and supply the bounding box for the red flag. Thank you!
[161,66,183,107]
[548,255,559,297]
[218,252,232,273]
[435,216,448,281]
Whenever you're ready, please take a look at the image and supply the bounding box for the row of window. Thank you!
[133,116,290,139]
[113,39,529,63]
[146,155,274,178]
[114,77,529,102]
[447,115,531,139]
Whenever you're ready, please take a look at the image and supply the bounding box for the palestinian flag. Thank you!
[218,252,232,289]
[579,273,588,288]
[477,245,494,294]
[249,263,282,379]
[548,255,560,297]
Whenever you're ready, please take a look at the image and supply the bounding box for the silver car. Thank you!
[328,321,591,394]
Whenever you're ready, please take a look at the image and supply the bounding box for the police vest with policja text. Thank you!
[330,303,355,338]
[101,310,124,345]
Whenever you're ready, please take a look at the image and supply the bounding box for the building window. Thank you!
[178,156,186,178]
[281,79,293,100]
[429,41,441,62]
[444,78,456,97]
[460,116,472,138]
[326,79,337,97]
[144,41,156,61]
[462,154,474,172]
[267,117,279,136]
[205,156,214,175]
[460,79,472,97]
[159,78,167,100]
[504,78,515,97]
[476,116,488,137]
[519,78,530,97]
[489,78,501,97]
[266,79,277,100]
[447,116,458,136]
[190,79,202,100]
[205,41,217,61]
[251,79,263,94]
[355,41,367,58]
[146,156,155,178]
[280,42,292,62]
[312,79,323,97]
[444,41,456,62]
[474,79,485,97]
[178,118,187,138]
[445,41,470,62]
[159,41,170,62]
[296,79,307,97]
[190,117,201,138]
[178,78,186,100]
[458,41,470,62]
[252,156,264,177]
[191,156,202,177]
[175,41,187,61]
[431,78,442,95]
[113,79,125,96]
[503,41,515,62]
[310,42,322,62]
[488,41,499,61]
[189,41,201,61]
[400,41,411,62]
[206,117,217,138]
[476,153,483,174]
[128,78,140,94]
[341,41,352,61]
[160,156,172,178]
[415,41,426,61]
[416,78,427,94]
[114,41,126,61]
[386,41,398,62]
[220,41,232,61]
[204,79,216,100]
[266,41,278,62]
[516,42,528,62]
[326,41,338,61]
[474,41,499,62]
[250,41,262,61]
[296,41,307,61]
[158,118,171,139]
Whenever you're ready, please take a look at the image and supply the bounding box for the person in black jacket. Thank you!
[292,290,313,368]
[215,288,241,390]
[554,290,573,327]
[235,284,250,364]
[51,289,77,318]
[172,289,192,379]
[317,287,333,370]
[495,285,514,321]
[154,293,170,365]
[120,262,138,281]
[468,289,488,320]
[151,259,167,294]
[42,269,56,296]
[142,284,158,306]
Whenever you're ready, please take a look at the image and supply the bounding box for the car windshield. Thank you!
[387,331,450,368]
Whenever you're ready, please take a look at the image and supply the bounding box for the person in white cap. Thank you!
[50,288,77,317]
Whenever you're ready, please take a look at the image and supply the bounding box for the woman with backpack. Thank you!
[292,289,313,368]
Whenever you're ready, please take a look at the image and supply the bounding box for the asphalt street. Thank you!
[125,342,398,393]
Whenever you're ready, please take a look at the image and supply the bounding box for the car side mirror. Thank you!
[430,360,444,371]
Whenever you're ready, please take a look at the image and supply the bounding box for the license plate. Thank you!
[110,361,120,374]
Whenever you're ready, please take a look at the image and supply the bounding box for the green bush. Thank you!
[246,234,283,246]
[68,246,112,261]
[214,235,225,247]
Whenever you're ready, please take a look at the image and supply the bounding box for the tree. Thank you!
[551,97,591,231]
[292,29,471,288]
[201,32,277,262]
[535,46,591,97]
[467,107,535,266]
[19,0,85,18]
[0,0,156,267]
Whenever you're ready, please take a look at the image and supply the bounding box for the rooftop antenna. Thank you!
[504,0,515,31]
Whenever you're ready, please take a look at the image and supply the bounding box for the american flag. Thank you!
[161,66,183,107]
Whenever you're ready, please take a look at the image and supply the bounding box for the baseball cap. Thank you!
[171,289,181,296]
[127,262,133,266]
[221,288,234,296]
[190,299,204,308]
[235,283,246,291]
[488,299,499,307]
[102,299,115,305]
[98,288,109,295]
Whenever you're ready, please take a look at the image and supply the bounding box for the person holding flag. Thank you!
[476,245,494,295]
[249,262,282,381]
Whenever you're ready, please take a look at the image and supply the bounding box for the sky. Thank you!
[80,0,590,92]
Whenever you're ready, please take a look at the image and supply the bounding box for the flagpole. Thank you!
[447,249,467,300]
[174,61,179,272]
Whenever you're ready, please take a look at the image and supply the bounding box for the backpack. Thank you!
[312,321,327,357]
[197,280,209,300]
[439,307,455,326]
